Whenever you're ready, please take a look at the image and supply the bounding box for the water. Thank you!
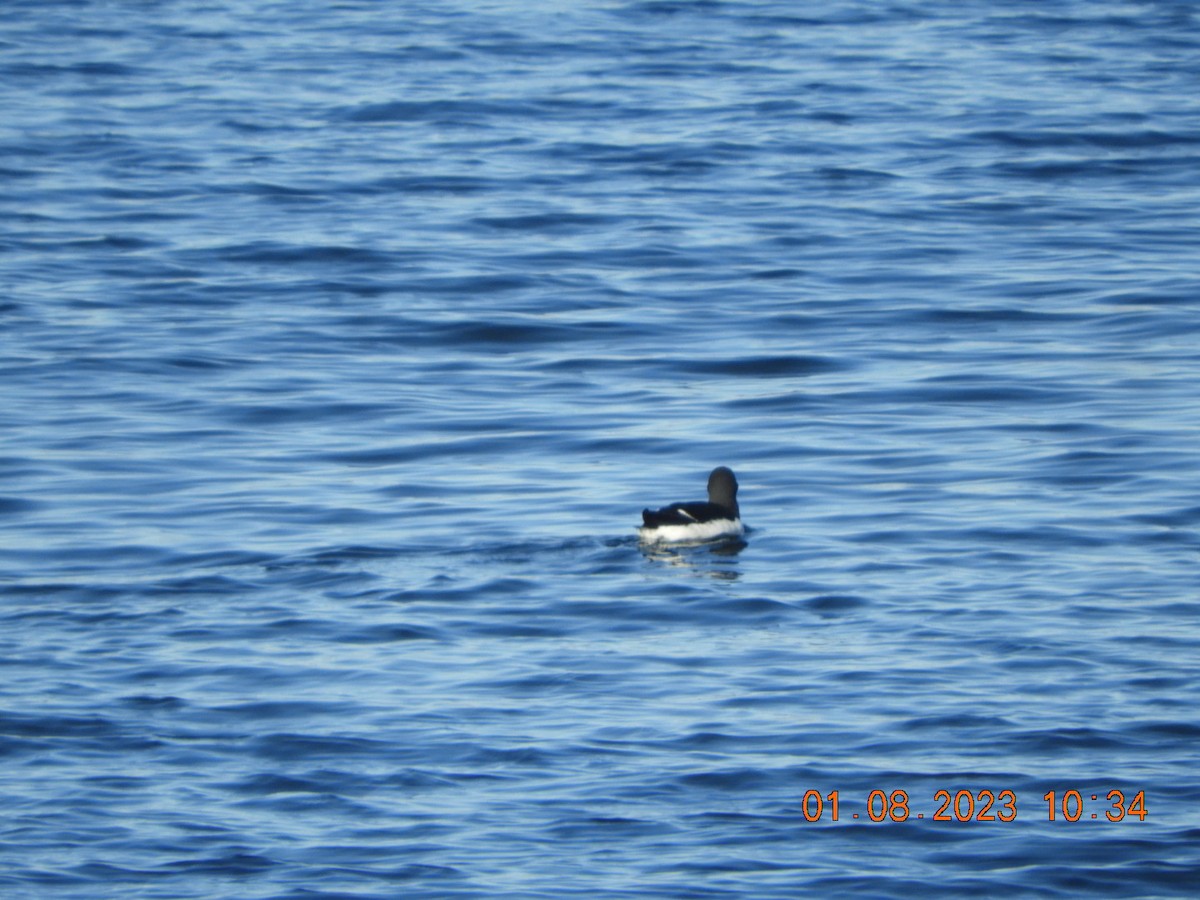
[3,1,1200,896]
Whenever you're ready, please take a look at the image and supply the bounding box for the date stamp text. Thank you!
[799,789,1148,823]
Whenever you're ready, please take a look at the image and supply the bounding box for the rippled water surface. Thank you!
[3,1,1200,897]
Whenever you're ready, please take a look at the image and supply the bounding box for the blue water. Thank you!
[3,1,1200,896]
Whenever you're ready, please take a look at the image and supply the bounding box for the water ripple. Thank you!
[2,0,1198,897]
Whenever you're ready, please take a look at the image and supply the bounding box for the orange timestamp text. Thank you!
[800,789,1147,823]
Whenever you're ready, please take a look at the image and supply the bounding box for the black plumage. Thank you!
[641,466,739,528]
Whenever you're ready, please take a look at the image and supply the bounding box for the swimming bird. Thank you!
[638,466,744,544]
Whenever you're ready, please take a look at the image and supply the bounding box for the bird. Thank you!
[638,466,744,544]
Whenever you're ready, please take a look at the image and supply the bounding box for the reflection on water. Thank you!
[640,536,747,579]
